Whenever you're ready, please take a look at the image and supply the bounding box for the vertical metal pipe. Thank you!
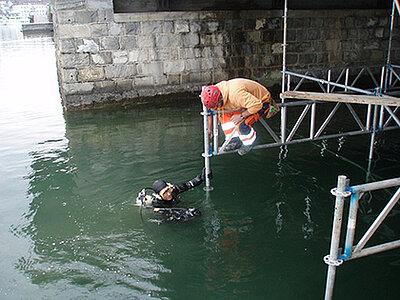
[281,0,288,143]
[366,104,372,131]
[327,70,331,93]
[345,68,349,92]
[281,0,288,93]
[368,105,378,161]
[387,0,396,66]
[202,105,212,191]
[343,192,359,259]
[310,103,316,139]
[325,175,348,300]
[213,113,218,153]
[379,66,386,129]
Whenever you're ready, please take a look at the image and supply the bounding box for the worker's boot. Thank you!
[224,137,242,151]
[238,144,254,156]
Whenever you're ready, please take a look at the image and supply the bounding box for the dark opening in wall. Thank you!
[113,0,391,13]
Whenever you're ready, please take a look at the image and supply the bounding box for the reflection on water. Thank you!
[0,25,23,41]
[2,34,400,299]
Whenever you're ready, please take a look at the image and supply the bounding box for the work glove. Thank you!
[200,167,213,181]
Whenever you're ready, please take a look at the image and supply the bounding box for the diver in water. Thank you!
[136,168,212,222]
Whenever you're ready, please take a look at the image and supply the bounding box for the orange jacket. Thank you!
[215,78,271,115]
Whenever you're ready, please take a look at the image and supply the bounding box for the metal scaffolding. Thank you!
[201,0,400,298]
[202,0,400,190]
[324,175,400,300]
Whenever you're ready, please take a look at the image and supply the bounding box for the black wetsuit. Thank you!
[152,173,204,208]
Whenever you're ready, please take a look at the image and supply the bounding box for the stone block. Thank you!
[91,24,108,37]
[164,61,185,74]
[295,30,306,42]
[94,80,116,92]
[308,29,320,40]
[64,82,94,95]
[164,21,174,33]
[167,74,181,85]
[255,18,266,30]
[155,35,175,48]
[272,43,282,54]
[125,22,141,35]
[190,22,202,33]
[206,21,220,33]
[86,0,113,10]
[263,30,274,42]
[113,51,128,64]
[226,19,243,31]
[60,53,89,68]
[244,19,256,30]
[201,58,217,70]
[148,48,170,61]
[175,21,190,33]
[100,37,119,50]
[56,11,75,24]
[309,17,323,28]
[120,36,137,49]
[247,31,261,43]
[116,79,134,91]
[98,9,114,23]
[181,33,200,47]
[63,69,78,83]
[59,38,75,53]
[232,31,246,43]
[316,53,329,64]
[104,65,137,78]
[137,35,155,48]
[109,23,123,36]
[299,53,315,64]
[212,46,224,57]
[58,24,107,38]
[182,73,198,84]
[344,17,354,28]
[286,54,298,65]
[78,67,105,81]
[243,44,257,55]
[76,38,100,53]
[180,47,202,59]
[142,21,163,34]
[135,76,154,87]
[58,24,90,38]
[128,49,147,63]
[74,10,98,24]
[202,47,213,58]
[375,28,384,38]
[53,0,85,11]
[91,52,112,64]
[137,62,164,75]
[354,17,367,28]
[185,59,201,72]
[154,75,168,85]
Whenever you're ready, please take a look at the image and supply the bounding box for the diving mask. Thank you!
[159,184,174,200]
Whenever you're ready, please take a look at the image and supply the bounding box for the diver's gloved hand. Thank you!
[200,167,213,181]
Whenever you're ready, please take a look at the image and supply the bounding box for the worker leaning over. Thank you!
[200,78,279,156]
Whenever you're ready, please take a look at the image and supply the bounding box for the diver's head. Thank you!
[152,179,173,201]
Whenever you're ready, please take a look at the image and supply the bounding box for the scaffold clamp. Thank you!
[323,255,344,267]
[330,188,351,198]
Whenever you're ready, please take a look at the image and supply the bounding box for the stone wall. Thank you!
[51,0,396,110]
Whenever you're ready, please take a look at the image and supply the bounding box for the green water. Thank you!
[1,37,400,300]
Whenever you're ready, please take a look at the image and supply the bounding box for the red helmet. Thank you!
[200,85,221,109]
